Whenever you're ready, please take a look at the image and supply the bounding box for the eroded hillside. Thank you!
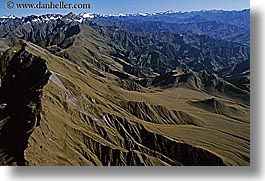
[0,11,250,166]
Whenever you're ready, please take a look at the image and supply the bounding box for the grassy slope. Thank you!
[23,39,249,165]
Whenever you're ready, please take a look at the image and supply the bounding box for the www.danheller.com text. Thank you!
[6,1,91,9]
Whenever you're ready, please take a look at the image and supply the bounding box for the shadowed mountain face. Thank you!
[0,42,51,165]
[0,10,249,166]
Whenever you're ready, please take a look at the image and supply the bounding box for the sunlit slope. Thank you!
[23,42,249,166]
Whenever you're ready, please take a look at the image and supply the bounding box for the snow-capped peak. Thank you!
[81,13,94,19]
[0,10,181,24]
[1,15,16,19]
[96,11,178,18]
[137,13,148,16]
[20,14,62,23]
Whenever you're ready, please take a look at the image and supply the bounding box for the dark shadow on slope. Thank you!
[0,45,51,165]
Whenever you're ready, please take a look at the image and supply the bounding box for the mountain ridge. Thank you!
[0,9,250,166]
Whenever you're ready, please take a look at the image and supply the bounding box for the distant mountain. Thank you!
[138,68,249,104]
[0,12,249,75]
[94,9,249,27]
[0,9,250,45]
[109,30,248,73]
[218,60,250,91]
[100,20,249,45]
[94,9,250,45]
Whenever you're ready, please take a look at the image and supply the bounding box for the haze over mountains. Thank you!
[0,9,250,166]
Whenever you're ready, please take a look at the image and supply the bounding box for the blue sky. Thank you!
[0,0,249,17]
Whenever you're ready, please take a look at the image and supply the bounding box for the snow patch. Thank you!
[1,15,16,19]
[49,72,67,91]
[82,13,94,19]
[138,13,148,16]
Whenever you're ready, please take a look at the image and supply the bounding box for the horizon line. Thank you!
[0,8,250,18]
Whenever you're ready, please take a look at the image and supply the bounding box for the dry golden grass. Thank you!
[22,41,250,166]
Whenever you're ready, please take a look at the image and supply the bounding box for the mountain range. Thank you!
[0,9,250,166]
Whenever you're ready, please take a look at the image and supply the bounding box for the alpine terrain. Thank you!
[0,9,250,166]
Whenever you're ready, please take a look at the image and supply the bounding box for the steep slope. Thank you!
[14,42,248,166]
[0,40,250,166]
[0,12,250,166]
[0,41,50,165]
